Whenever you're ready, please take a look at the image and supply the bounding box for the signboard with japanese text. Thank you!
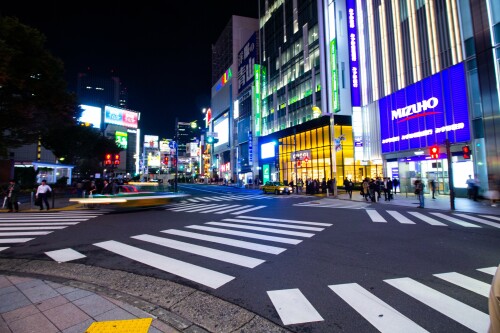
[104,106,138,128]
[237,32,257,94]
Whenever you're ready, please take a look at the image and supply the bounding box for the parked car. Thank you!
[262,181,292,195]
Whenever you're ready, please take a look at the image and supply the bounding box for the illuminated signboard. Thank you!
[347,0,360,107]
[379,62,471,153]
[237,32,257,94]
[144,135,159,148]
[104,106,138,128]
[330,39,340,112]
[215,68,232,92]
[115,131,128,149]
[254,65,263,136]
[260,141,276,159]
[214,116,229,147]
[79,105,102,128]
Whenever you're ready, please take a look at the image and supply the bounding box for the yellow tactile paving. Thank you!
[84,318,153,333]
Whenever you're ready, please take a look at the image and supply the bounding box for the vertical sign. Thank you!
[237,32,257,94]
[254,65,263,136]
[263,164,270,184]
[248,131,253,166]
[347,0,360,107]
[330,39,340,112]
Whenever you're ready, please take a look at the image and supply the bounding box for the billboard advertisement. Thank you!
[79,105,102,128]
[115,131,128,149]
[379,62,471,153]
[237,32,257,94]
[214,116,229,147]
[104,106,138,128]
[144,135,159,148]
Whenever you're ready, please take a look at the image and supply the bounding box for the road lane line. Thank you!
[170,204,219,212]
[185,225,302,244]
[161,229,286,254]
[267,289,324,325]
[0,247,8,251]
[385,277,489,332]
[210,205,254,214]
[93,240,234,289]
[222,218,324,231]
[433,272,490,297]
[454,214,500,228]
[132,234,264,268]
[386,211,416,224]
[479,215,500,222]
[429,213,481,228]
[0,231,52,236]
[228,206,266,214]
[235,216,332,227]
[407,212,447,226]
[205,222,315,237]
[329,283,428,332]
[0,226,67,230]
[366,210,386,223]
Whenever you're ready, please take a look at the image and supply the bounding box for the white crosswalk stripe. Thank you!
[221,218,324,231]
[0,210,108,250]
[454,214,500,228]
[267,289,324,325]
[433,272,490,297]
[477,266,498,275]
[429,213,481,228]
[205,222,315,237]
[386,210,416,224]
[384,277,489,332]
[366,210,386,222]
[185,225,303,244]
[294,199,370,209]
[180,194,277,203]
[166,203,266,215]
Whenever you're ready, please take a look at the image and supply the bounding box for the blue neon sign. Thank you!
[347,0,360,107]
[379,62,471,153]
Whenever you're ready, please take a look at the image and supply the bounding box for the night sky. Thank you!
[1,1,259,138]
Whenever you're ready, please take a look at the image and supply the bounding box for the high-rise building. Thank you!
[76,71,120,108]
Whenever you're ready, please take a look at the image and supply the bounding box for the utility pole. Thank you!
[174,117,178,193]
[445,139,455,210]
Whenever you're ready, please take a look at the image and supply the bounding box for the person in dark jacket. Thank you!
[6,179,20,212]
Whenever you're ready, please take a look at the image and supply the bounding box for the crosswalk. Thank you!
[166,202,267,215]
[294,199,371,209]
[44,215,332,288]
[267,265,497,331]
[0,210,109,251]
[362,210,500,228]
[183,194,279,203]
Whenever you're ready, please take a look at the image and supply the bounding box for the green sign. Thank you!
[254,64,263,136]
[263,164,270,184]
[330,39,340,112]
[115,131,128,149]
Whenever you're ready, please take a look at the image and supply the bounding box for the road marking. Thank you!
[187,198,200,202]
[45,248,86,262]
[454,214,500,228]
[200,205,248,214]
[477,266,498,275]
[132,234,264,268]
[0,238,34,244]
[366,210,386,222]
[479,214,500,221]
[205,222,315,237]
[386,211,416,224]
[0,219,89,222]
[0,222,79,226]
[235,216,332,227]
[433,272,490,297]
[329,283,428,332]
[222,218,324,231]
[407,212,447,226]
[161,229,286,254]
[94,240,234,289]
[0,226,67,230]
[0,231,52,236]
[429,213,481,228]
[194,197,211,202]
[186,225,302,244]
[0,247,8,252]
[170,204,220,212]
[229,205,266,214]
[384,277,489,332]
[267,288,324,325]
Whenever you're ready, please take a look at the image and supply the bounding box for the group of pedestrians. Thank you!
[358,177,396,202]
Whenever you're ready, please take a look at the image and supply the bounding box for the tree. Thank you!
[42,124,121,178]
[0,16,78,157]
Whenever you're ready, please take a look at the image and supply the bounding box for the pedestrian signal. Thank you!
[429,145,439,159]
[462,145,471,159]
[104,153,112,165]
[113,154,120,165]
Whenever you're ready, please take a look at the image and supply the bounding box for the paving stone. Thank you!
[7,312,59,333]
[43,302,92,330]
[14,279,45,291]
[73,294,117,317]
[0,290,31,314]
[61,318,95,333]
[2,304,40,324]
[0,315,12,333]
[94,307,137,322]
[63,288,94,301]
[20,283,60,303]
[0,285,17,297]
[0,276,12,289]
[35,295,69,312]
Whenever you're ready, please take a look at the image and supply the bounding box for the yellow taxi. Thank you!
[262,181,293,195]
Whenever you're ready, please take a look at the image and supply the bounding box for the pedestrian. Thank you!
[386,177,393,201]
[297,178,303,194]
[88,181,97,197]
[6,179,20,212]
[392,178,399,193]
[35,180,52,211]
[344,178,353,199]
[429,179,437,199]
[466,175,475,199]
[414,179,425,208]
[369,179,377,202]
[321,178,327,194]
[362,178,370,201]
[101,180,113,194]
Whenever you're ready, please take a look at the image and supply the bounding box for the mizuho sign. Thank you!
[391,97,439,122]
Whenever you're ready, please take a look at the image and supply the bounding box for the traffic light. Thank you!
[104,153,112,165]
[429,145,439,159]
[113,154,120,165]
[163,155,169,164]
[462,145,471,159]
[206,136,214,144]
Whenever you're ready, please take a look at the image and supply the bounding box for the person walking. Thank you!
[35,180,52,211]
[6,179,20,212]
[392,178,399,193]
[429,179,437,199]
[415,179,425,208]
[362,178,370,201]
[344,178,353,199]
[101,180,113,194]
[466,175,475,199]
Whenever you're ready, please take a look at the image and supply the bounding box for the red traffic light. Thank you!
[462,145,471,159]
[430,145,439,159]
[104,153,112,165]
[163,156,169,164]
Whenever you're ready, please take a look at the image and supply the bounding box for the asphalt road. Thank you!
[1,184,499,332]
